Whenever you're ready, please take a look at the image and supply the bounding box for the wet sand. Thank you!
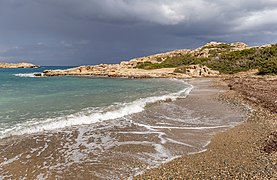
[0,79,249,179]
[136,78,277,179]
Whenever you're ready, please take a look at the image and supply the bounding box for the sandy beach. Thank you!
[136,77,277,179]
[1,1,276,179]
[0,78,255,179]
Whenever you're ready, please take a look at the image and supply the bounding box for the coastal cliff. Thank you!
[0,62,40,68]
[42,41,276,78]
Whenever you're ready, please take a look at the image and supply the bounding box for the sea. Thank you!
[0,67,190,138]
[0,67,247,179]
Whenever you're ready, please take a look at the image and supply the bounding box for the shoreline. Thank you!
[0,78,251,179]
[0,78,190,139]
[135,77,277,179]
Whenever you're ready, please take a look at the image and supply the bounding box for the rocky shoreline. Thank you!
[40,41,249,78]
[135,77,277,179]
[39,41,275,79]
[0,62,40,68]
[226,77,277,113]
[41,64,219,78]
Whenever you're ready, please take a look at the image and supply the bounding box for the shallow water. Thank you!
[0,67,187,138]
[0,73,248,179]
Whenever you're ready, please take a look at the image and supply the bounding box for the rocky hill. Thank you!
[41,42,276,78]
[0,62,40,68]
[121,42,250,68]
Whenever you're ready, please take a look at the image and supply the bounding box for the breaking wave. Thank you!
[0,81,193,138]
[14,73,38,78]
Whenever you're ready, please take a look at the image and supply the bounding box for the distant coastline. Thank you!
[0,62,40,68]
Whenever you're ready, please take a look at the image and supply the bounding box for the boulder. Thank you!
[174,65,220,77]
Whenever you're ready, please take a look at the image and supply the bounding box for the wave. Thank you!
[14,73,39,78]
[0,80,194,138]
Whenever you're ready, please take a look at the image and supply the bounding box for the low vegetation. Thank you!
[136,55,211,70]
[136,44,277,75]
[258,57,277,75]
[201,43,234,50]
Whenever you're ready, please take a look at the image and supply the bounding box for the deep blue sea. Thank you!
[0,67,189,138]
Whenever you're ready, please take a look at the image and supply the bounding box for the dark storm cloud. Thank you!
[0,0,276,65]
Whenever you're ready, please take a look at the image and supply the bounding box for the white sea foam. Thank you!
[133,123,232,130]
[0,81,194,138]
[14,73,38,78]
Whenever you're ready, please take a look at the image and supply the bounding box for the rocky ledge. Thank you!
[0,62,40,68]
[42,65,219,78]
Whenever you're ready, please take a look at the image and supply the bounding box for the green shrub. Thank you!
[135,44,277,75]
[136,61,175,69]
[220,48,257,60]
[135,56,210,70]
[258,57,277,75]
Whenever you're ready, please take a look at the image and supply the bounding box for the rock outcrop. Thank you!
[43,66,190,78]
[41,41,255,78]
[174,65,220,77]
[0,62,40,68]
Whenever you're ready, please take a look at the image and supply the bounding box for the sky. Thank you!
[0,0,277,66]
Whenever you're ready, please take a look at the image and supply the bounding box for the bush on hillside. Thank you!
[136,45,277,75]
[136,56,210,69]
[258,57,277,75]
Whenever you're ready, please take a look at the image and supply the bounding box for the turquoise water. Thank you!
[0,68,248,179]
[0,67,189,138]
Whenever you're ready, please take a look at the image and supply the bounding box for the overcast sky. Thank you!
[0,0,277,66]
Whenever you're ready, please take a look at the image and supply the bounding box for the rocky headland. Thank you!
[41,41,261,78]
[41,41,276,78]
[42,65,219,78]
[0,62,40,68]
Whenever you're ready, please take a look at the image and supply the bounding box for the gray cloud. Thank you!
[0,0,276,65]
[38,0,277,27]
